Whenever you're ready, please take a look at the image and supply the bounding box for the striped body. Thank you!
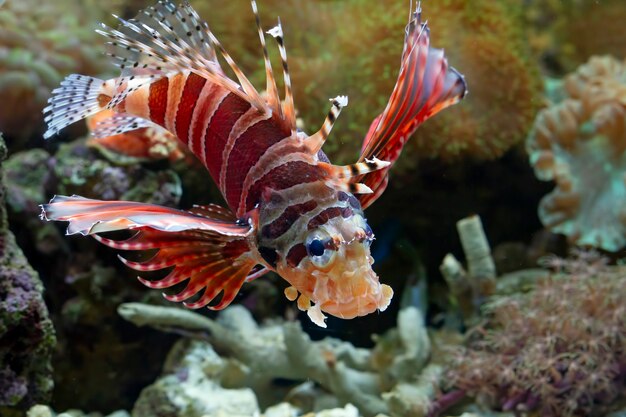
[113,71,326,217]
[112,71,368,278]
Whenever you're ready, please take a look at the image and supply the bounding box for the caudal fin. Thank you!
[356,2,467,209]
[43,75,111,139]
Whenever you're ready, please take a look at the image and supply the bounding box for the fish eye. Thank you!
[305,231,336,267]
[308,239,326,257]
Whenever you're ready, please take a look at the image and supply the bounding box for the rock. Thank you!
[132,339,259,417]
[0,134,56,413]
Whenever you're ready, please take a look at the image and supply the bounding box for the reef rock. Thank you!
[132,339,260,417]
[120,303,435,417]
[0,134,56,413]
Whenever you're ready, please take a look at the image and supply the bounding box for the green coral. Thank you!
[53,138,182,206]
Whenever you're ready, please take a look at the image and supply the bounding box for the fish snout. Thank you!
[319,264,393,319]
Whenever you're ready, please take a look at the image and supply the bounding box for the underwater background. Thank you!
[1,0,625,416]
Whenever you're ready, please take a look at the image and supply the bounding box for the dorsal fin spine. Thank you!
[97,1,269,113]
[306,95,348,155]
[268,20,297,134]
[251,0,282,118]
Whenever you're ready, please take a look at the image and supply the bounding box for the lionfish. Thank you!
[40,0,466,327]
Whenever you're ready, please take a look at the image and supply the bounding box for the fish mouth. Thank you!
[316,268,394,319]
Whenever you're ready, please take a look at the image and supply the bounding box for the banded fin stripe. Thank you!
[223,115,294,214]
[283,203,357,269]
[148,77,169,126]
[251,0,281,118]
[308,206,354,230]
[264,189,356,249]
[175,72,207,142]
[267,22,296,134]
[164,72,189,133]
[244,161,326,215]
[306,96,348,155]
[286,243,307,268]
[257,181,334,227]
[199,93,253,188]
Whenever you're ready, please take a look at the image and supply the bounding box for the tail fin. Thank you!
[43,75,111,139]
[40,195,262,310]
[356,2,467,209]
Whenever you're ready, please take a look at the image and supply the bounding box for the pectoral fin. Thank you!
[41,195,261,310]
[356,2,467,209]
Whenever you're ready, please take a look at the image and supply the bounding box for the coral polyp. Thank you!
[527,55,626,251]
[436,250,626,417]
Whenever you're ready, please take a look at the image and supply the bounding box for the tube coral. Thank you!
[434,250,626,417]
[526,55,626,251]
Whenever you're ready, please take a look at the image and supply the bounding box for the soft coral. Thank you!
[431,250,626,416]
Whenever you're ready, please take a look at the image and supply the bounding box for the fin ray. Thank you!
[268,21,297,133]
[43,75,108,139]
[97,1,268,112]
[356,2,467,209]
[41,195,260,310]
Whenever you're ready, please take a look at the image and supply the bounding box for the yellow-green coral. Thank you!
[191,0,541,166]
[409,0,542,163]
[0,0,119,144]
[522,0,626,74]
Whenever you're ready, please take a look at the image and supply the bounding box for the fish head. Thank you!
[274,210,393,327]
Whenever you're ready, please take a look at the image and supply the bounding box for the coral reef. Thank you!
[526,55,626,251]
[191,0,541,165]
[406,0,542,163]
[434,250,626,417]
[522,0,626,75]
[0,134,56,414]
[53,139,182,206]
[0,0,117,147]
[439,215,501,326]
[118,303,434,417]
[1,138,184,413]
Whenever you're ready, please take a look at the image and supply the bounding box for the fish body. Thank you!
[40,1,466,326]
[86,109,184,163]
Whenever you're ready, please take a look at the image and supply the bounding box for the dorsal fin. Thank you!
[96,1,269,113]
[267,21,297,135]
[251,0,282,118]
[306,96,348,155]
[355,1,467,209]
